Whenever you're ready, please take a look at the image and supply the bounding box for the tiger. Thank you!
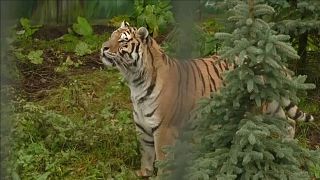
[100,21,315,177]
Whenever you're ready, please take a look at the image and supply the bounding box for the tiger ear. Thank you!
[120,21,129,29]
[137,27,149,40]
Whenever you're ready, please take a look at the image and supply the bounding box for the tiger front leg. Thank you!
[135,130,156,177]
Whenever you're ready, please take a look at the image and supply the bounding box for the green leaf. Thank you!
[145,5,154,15]
[146,14,157,31]
[20,18,31,29]
[72,16,93,36]
[27,50,43,64]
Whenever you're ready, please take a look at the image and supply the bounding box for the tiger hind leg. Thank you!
[264,100,296,139]
[153,126,179,176]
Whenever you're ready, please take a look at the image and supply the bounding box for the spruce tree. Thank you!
[162,0,320,179]
[205,0,320,77]
[268,0,320,75]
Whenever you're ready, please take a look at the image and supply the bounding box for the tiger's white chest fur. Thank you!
[130,85,162,132]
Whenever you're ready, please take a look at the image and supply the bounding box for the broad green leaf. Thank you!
[27,50,43,64]
[145,5,154,15]
[20,18,31,29]
[72,16,93,36]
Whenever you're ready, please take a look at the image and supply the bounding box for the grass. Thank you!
[2,23,145,179]
[296,95,320,150]
[3,69,141,179]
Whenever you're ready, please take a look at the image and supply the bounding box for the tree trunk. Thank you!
[32,0,83,25]
[297,31,308,75]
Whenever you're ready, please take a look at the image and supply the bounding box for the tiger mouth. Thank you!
[101,51,116,66]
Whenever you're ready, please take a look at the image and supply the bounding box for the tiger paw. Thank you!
[135,168,153,177]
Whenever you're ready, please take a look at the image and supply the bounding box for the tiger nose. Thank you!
[101,46,109,56]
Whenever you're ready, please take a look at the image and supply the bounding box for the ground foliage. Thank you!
[3,70,140,179]
[2,17,142,179]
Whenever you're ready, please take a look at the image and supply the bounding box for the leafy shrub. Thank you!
[134,0,174,37]
[57,16,106,57]
[16,18,42,39]
[74,41,92,56]
[27,50,43,64]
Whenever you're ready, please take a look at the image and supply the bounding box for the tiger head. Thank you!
[100,21,151,73]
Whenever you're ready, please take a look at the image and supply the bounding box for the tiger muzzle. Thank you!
[101,47,116,67]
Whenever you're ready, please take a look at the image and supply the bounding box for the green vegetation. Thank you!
[134,0,174,37]
[55,56,82,73]
[27,50,43,64]
[74,41,92,56]
[71,16,93,37]
[163,1,320,179]
[17,18,42,40]
[4,70,140,179]
[204,0,320,87]
[1,1,319,179]
[3,16,142,179]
